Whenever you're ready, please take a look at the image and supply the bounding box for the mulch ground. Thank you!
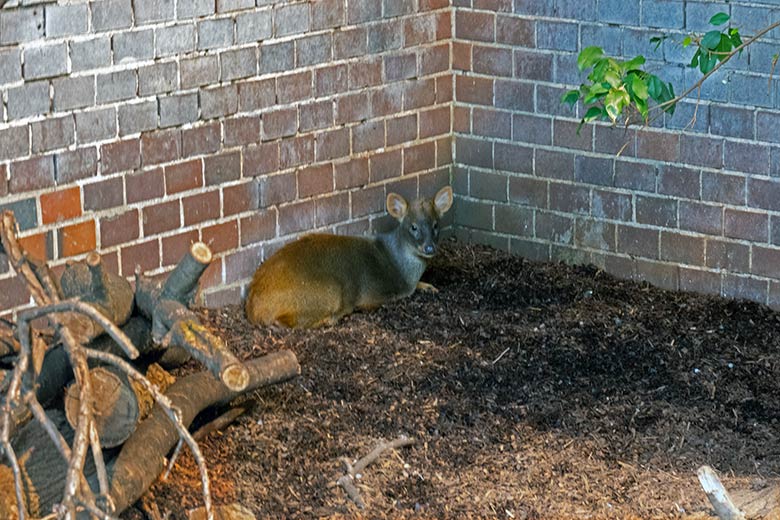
[124,240,780,519]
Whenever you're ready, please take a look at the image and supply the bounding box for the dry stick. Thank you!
[192,407,247,442]
[697,465,746,520]
[337,435,416,509]
[86,349,215,520]
[0,211,55,306]
[89,421,112,511]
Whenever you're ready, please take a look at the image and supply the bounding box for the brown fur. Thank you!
[245,186,453,328]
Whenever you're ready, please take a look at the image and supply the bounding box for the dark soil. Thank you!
[126,240,780,519]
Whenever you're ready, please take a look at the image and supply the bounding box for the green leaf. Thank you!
[583,83,609,104]
[690,48,701,68]
[582,106,604,122]
[629,74,649,100]
[647,75,664,100]
[590,58,609,82]
[578,46,604,72]
[604,69,621,88]
[650,35,667,51]
[605,87,630,122]
[634,97,649,120]
[709,12,730,26]
[699,51,717,73]
[622,55,646,72]
[682,35,692,47]
[701,30,722,50]
[730,29,742,49]
[715,33,733,61]
[561,89,580,107]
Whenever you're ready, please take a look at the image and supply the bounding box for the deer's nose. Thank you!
[424,244,435,255]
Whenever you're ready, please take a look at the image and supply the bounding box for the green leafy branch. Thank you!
[563,12,780,132]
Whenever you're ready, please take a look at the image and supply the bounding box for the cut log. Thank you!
[64,367,139,448]
[109,350,300,514]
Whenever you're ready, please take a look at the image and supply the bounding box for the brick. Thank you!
[181,56,219,89]
[56,148,98,183]
[387,114,417,146]
[198,18,233,50]
[236,10,272,43]
[315,128,350,162]
[159,93,199,128]
[224,180,259,216]
[710,105,754,140]
[100,210,140,248]
[96,70,137,104]
[514,50,554,81]
[139,62,178,96]
[0,126,30,161]
[352,185,384,218]
[680,267,721,296]
[452,41,472,71]
[405,78,437,111]
[405,142,436,175]
[495,80,533,111]
[614,160,655,192]
[142,130,181,166]
[468,170,506,202]
[258,172,295,207]
[636,196,677,227]
[134,0,174,23]
[312,0,344,30]
[53,76,95,111]
[298,164,333,198]
[296,33,332,67]
[204,152,241,186]
[592,189,632,221]
[660,231,704,265]
[537,21,577,51]
[155,24,196,57]
[45,3,88,37]
[757,111,780,143]
[657,165,699,199]
[41,187,81,225]
[83,177,124,211]
[455,137,492,169]
[279,200,317,235]
[353,120,384,153]
[178,0,214,18]
[680,134,723,169]
[370,149,402,183]
[0,49,21,85]
[224,116,262,147]
[335,158,369,190]
[183,123,221,158]
[259,41,294,74]
[101,139,140,175]
[550,182,589,214]
[553,120,592,152]
[703,172,745,206]
[348,0,381,24]
[277,71,313,104]
[594,126,636,157]
[535,149,573,180]
[369,19,403,54]
[121,240,160,276]
[349,58,382,89]
[455,10,494,42]
[31,116,75,153]
[92,0,132,31]
[10,156,55,193]
[70,37,111,72]
[724,209,768,242]
[618,225,659,259]
[126,167,165,204]
[118,101,158,136]
[724,141,770,176]
[202,220,239,254]
[280,136,315,170]
[75,108,117,144]
[636,130,679,163]
[18,232,52,262]
[0,198,38,231]
[421,43,449,75]
[113,29,154,63]
[165,160,203,195]
[221,47,257,81]
[455,75,493,105]
[574,218,615,251]
[575,155,612,186]
[300,101,334,133]
[370,85,403,118]
[143,200,181,235]
[495,142,533,174]
[262,108,297,140]
[316,193,350,227]
[420,106,450,139]
[752,246,780,278]
[385,53,417,81]
[238,78,275,112]
[513,114,552,145]
[722,275,767,304]
[0,277,31,310]
[748,177,780,212]
[334,26,367,60]
[0,7,44,45]
[275,2,309,36]
[7,82,50,120]
[217,0,253,13]
[406,13,438,46]
[316,64,348,96]
[244,142,280,177]
[59,220,96,258]
[536,212,573,244]
[473,108,511,139]
[496,14,533,46]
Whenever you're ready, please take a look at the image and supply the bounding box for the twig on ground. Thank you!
[697,465,746,520]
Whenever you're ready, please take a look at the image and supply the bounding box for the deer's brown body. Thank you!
[245,186,453,328]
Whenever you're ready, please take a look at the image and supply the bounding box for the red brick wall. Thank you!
[452,2,780,309]
[0,0,452,314]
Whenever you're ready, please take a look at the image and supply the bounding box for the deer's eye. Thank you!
[410,224,419,232]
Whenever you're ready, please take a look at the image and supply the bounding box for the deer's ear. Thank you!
[433,186,453,216]
[386,192,408,220]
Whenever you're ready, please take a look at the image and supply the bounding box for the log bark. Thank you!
[109,350,300,514]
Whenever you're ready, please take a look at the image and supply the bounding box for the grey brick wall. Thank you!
[453,0,780,309]
[0,0,452,314]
